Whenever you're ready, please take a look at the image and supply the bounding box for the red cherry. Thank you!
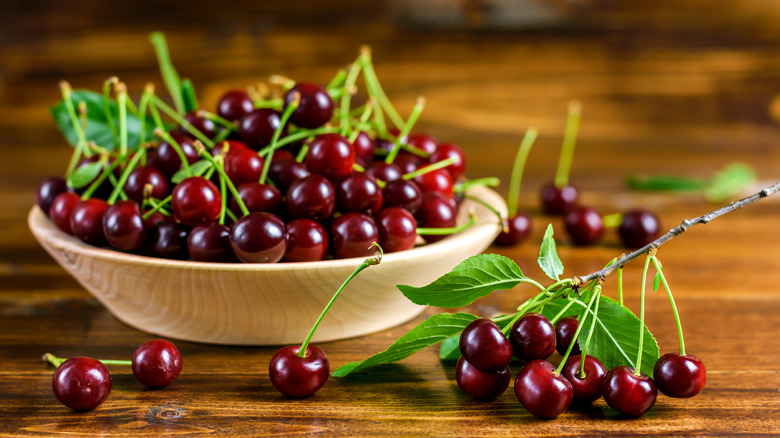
[305,133,355,182]
[560,354,607,404]
[365,161,402,183]
[224,148,264,186]
[540,183,579,215]
[555,316,581,356]
[493,212,532,246]
[429,142,467,181]
[336,172,383,215]
[171,177,222,227]
[514,360,573,418]
[49,191,82,235]
[286,175,335,221]
[70,198,109,246]
[52,357,111,411]
[459,318,513,372]
[131,339,183,388]
[564,206,604,246]
[414,169,454,198]
[284,219,328,262]
[37,177,68,216]
[653,353,706,398]
[148,221,189,260]
[284,83,334,129]
[188,223,235,262]
[376,207,417,253]
[269,157,310,194]
[229,212,287,263]
[217,90,255,122]
[182,111,217,138]
[239,108,284,150]
[103,200,147,252]
[232,182,283,216]
[352,131,375,164]
[382,179,422,214]
[509,313,556,361]
[329,213,379,259]
[406,133,438,155]
[619,209,662,248]
[125,165,170,203]
[414,193,457,243]
[455,357,510,401]
[602,366,657,417]
[269,345,329,397]
[157,133,199,176]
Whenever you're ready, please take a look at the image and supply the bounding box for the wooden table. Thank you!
[1,1,779,435]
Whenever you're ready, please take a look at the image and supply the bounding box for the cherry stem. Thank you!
[602,213,623,228]
[197,109,237,131]
[138,85,154,146]
[340,59,363,136]
[43,353,132,368]
[460,194,506,232]
[142,195,172,219]
[634,253,652,376]
[257,127,340,158]
[253,97,283,110]
[507,127,538,217]
[548,298,577,325]
[149,32,185,115]
[259,93,299,184]
[154,128,191,176]
[116,82,129,158]
[347,100,375,143]
[60,81,89,177]
[454,177,500,194]
[152,96,215,148]
[81,156,116,200]
[401,156,459,181]
[298,243,383,357]
[578,287,602,378]
[554,100,581,189]
[360,47,405,130]
[196,142,250,216]
[327,68,348,90]
[651,256,686,355]
[219,161,228,225]
[371,97,388,138]
[296,144,309,163]
[555,285,600,375]
[385,97,426,164]
[617,266,624,306]
[416,211,477,236]
[102,77,119,146]
[108,148,145,204]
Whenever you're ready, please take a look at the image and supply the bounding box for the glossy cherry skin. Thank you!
[365,161,402,183]
[619,209,661,248]
[406,132,438,155]
[392,152,422,175]
[156,133,199,176]
[429,142,467,181]
[182,111,217,138]
[305,133,355,182]
[376,207,417,253]
[653,353,706,398]
[336,172,383,214]
[415,192,457,243]
[352,131,375,165]
[171,176,222,227]
[509,313,557,361]
[37,176,68,216]
[283,219,328,262]
[329,213,379,259]
[459,318,513,372]
[286,175,335,221]
[103,200,147,252]
[217,89,255,122]
[602,366,657,417]
[455,357,510,401]
[493,212,532,246]
[232,182,283,216]
[514,360,573,418]
[131,339,183,388]
[52,357,111,411]
[414,168,454,199]
[143,210,170,229]
[49,191,82,235]
[382,179,422,214]
[125,165,170,203]
[560,355,608,404]
[269,345,329,398]
[284,82,334,129]
[148,221,189,260]
[268,157,310,194]
[229,212,287,263]
[238,108,284,150]
[224,148,264,186]
[540,183,579,215]
[188,223,235,262]
[555,316,581,356]
[70,198,109,246]
[565,206,604,246]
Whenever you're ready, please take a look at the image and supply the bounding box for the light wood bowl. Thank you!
[28,186,506,346]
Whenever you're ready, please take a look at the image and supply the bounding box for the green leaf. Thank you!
[67,160,104,189]
[652,260,663,292]
[625,174,707,192]
[538,224,563,281]
[50,90,156,151]
[333,312,478,377]
[396,254,528,308]
[704,162,757,203]
[439,334,461,361]
[171,159,212,184]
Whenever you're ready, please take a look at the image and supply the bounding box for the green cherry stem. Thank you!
[555,285,600,375]
[295,144,309,163]
[651,255,686,355]
[554,100,582,189]
[617,265,625,306]
[401,156,459,181]
[460,194,506,231]
[454,177,501,194]
[257,127,340,157]
[360,46,405,130]
[507,127,538,217]
[60,81,89,177]
[108,147,145,205]
[339,59,363,135]
[181,78,199,112]
[138,85,154,147]
[327,68,348,90]
[417,211,477,235]
[152,96,214,148]
[43,353,131,368]
[102,76,119,146]
[196,141,250,216]
[634,252,653,376]
[298,244,383,357]
[81,156,117,200]
[115,82,129,158]
[578,285,602,378]
[154,128,191,176]
[385,97,426,164]
[197,109,237,131]
[142,195,172,219]
[219,162,228,225]
[259,92,299,185]
[347,99,375,143]
[149,31,185,115]
[548,297,578,325]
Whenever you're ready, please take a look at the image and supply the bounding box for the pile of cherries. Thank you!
[455,314,706,418]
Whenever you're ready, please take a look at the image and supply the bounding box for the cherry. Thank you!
[52,357,111,411]
[268,157,310,194]
[458,318,513,372]
[212,139,250,156]
[229,212,287,263]
[286,175,335,221]
[217,89,255,122]
[565,206,604,246]
[70,198,109,246]
[429,143,466,181]
[555,316,581,356]
[455,357,510,401]
[509,313,556,361]
[143,210,170,229]
[514,360,573,418]
[619,209,662,248]
[376,207,417,253]
[653,353,706,398]
[238,108,284,150]
[336,172,383,214]
[156,132,199,176]
[131,339,183,388]
[382,179,422,214]
[232,182,283,216]
[272,149,296,162]
[188,223,235,262]
[182,111,217,138]
[171,176,221,227]
[305,133,355,182]
[365,161,402,183]
[352,131,375,165]
[375,138,395,154]
[103,200,147,252]
[493,212,532,247]
[224,148,264,186]
[415,192,457,243]
[329,213,379,259]
[269,345,329,398]
[284,82,334,129]
[560,355,607,404]
[406,132,438,155]
[414,168,454,199]
[283,219,328,262]
[37,177,68,216]
[540,183,578,215]
[124,165,170,203]
[148,221,189,260]
[49,191,81,235]
[602,366,657,417]
[392,152,422,175]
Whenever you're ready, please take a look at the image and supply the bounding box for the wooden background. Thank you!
[1,0,779,435]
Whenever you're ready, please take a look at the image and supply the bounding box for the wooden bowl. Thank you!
[28,186,506,346]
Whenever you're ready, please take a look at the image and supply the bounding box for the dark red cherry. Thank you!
[336,172,382,214]
[37,177,68,216]
[414,169,454,199]
[171,176,221,228]
[286,175,335,221]
[148,221,189,260]
[217,89,255,122]
[125,165,170,203]
[619,209,661,248]
[329,213,379,259]
[269,345,329,398]
[52,357,111,411]
[493,212,532,246]
[103,200,147,252]
[131,339,183,388]
[382,179,422,214]
[232,182,283,216]
[212,139,250,156]
[375,138,395,154]
[392,152,422,175]
[509,313,556,361]
[565,206,604,246]
[365,161,402,183]
[156,133,199,176]
[188,223,235,262]
[284,82,334,129]
[49,191,81,235]
[455,357,510,401]
[653,353,706,398]
[305,133,355,182]
[143,210,170,229]
[238,108,284,150]
[560,354,607,404]
[70,198,109,246]
[375,207,417,253]
[459,318,513,372]
[555,316,581,356]
[602,366,657,417]
[415,192,457,243]
[268,158,310,194]
[406,133,438,155]
[224,148,264,186]
[540,183,579,215]
[229,212,287,263]
[514,359,573,418]
[283,219,328,262]
[352,131,375,164]
[430,142,467,181]
[182,111,217,138]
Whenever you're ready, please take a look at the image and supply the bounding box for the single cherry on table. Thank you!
[52,357,112,411]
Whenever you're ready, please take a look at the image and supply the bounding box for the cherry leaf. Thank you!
[67,160,104,189]
[538,224,563,281]
[171,160,212,184]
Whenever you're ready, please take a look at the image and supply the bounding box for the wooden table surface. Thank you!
[2,1,779,435]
